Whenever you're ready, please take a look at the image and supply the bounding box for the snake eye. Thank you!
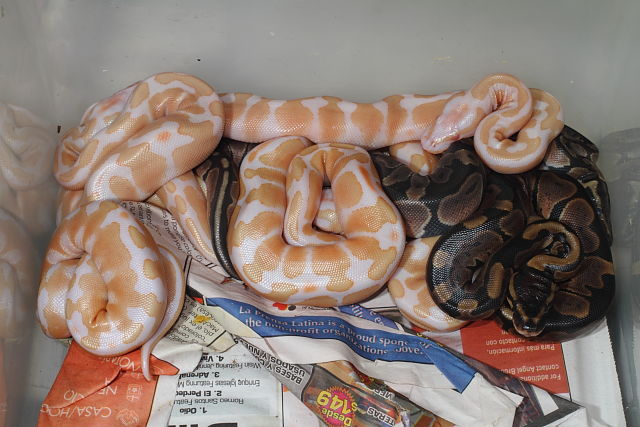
[511,271,554,337]
[513,313,545,337]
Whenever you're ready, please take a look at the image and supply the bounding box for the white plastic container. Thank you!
[1,1,638,426]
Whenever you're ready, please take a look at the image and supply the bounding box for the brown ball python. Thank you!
[202,127,614,340]
[427,127,615,340]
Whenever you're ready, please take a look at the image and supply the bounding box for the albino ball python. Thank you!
[0,208,38,339]
[37,201,184,380]
[40,72,223,375]
[221,73,563,173]
[0,103,58,238]
[54,72,223,264]
[227,136,405,306]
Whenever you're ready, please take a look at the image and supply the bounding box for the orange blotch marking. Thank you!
[157,130,172,143]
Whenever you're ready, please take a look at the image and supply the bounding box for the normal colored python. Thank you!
[494,175,614,340]
[221,73,564,173]
[425,130,614,339]
[227,136,405,306]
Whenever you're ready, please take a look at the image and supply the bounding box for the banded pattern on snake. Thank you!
[37,69,613,376]
[227,137,405,306]
[221,74,563,174]
[40,72,224,379]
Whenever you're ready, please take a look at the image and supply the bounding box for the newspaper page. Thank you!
[40,201,622,427]
[136,201,617,426]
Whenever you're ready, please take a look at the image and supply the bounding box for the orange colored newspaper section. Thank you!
[39,342,178,427]
[460,321,569,395]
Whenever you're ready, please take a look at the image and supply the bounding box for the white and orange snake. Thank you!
[40,72,224,379]
[37,71,565,374]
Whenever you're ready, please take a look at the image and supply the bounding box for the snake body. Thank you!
[423,128,614,339]
[369,141,486,238]
[39,72,224,377]
[222,74,563,174]
[426,173,527,320]
[53,72,223,264]
[494,171,615,340]
[196,142,243,279]
[39,70,613,359]
[38,202,170,352]
[387,237,469,332]
[227,137,405,306]
[539,126,612,244]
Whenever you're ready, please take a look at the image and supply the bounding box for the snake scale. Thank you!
[425,129,614,339]
[37,70,613,372]
[203,127,614,340]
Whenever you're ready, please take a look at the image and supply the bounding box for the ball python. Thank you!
[0,208,39,339]
[195,140,245,280]
[53,72,223,264]
[37,200,185,380]
[203,139,484,279]
[221,73,563,173]
[425,132,614,339]
[226,136,405,306]
[0,103,58,239]
[493,171,615,340]
[369,141,486,238]
[387,237,469,332]
[426,172,528,321]
[40,72,223,372]
[538,126,612,245]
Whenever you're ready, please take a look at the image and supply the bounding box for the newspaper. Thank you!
[39,201,623,427]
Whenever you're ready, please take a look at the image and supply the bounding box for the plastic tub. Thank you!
[1,1,638,425]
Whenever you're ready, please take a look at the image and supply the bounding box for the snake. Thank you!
[204,138,483,281]
[37,200,185,380]
[492,170,615,340]
[0,208,39,339]
[195,140,246,280]
[39,72,223,371]
[0,103,58,239]
[538,126,613,245]
[424,128,614,339]
[387,237,469,332]
[369,141,486,238]
[53,72,224,263]
[227,136,405,306]
[426,172,528,321]
[220,73,563,174]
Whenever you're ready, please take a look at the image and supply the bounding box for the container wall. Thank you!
[2,1,638,426]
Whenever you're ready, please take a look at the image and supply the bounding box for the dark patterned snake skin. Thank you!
[494,170,615,340]
[369,140,486,238]
[196,138,252,279]
[426,172,528,320]
[427,127,615,340]
[202,127,614,340]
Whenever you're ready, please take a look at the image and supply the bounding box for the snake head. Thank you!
[510,270,556,338]
[421,96,476,154]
